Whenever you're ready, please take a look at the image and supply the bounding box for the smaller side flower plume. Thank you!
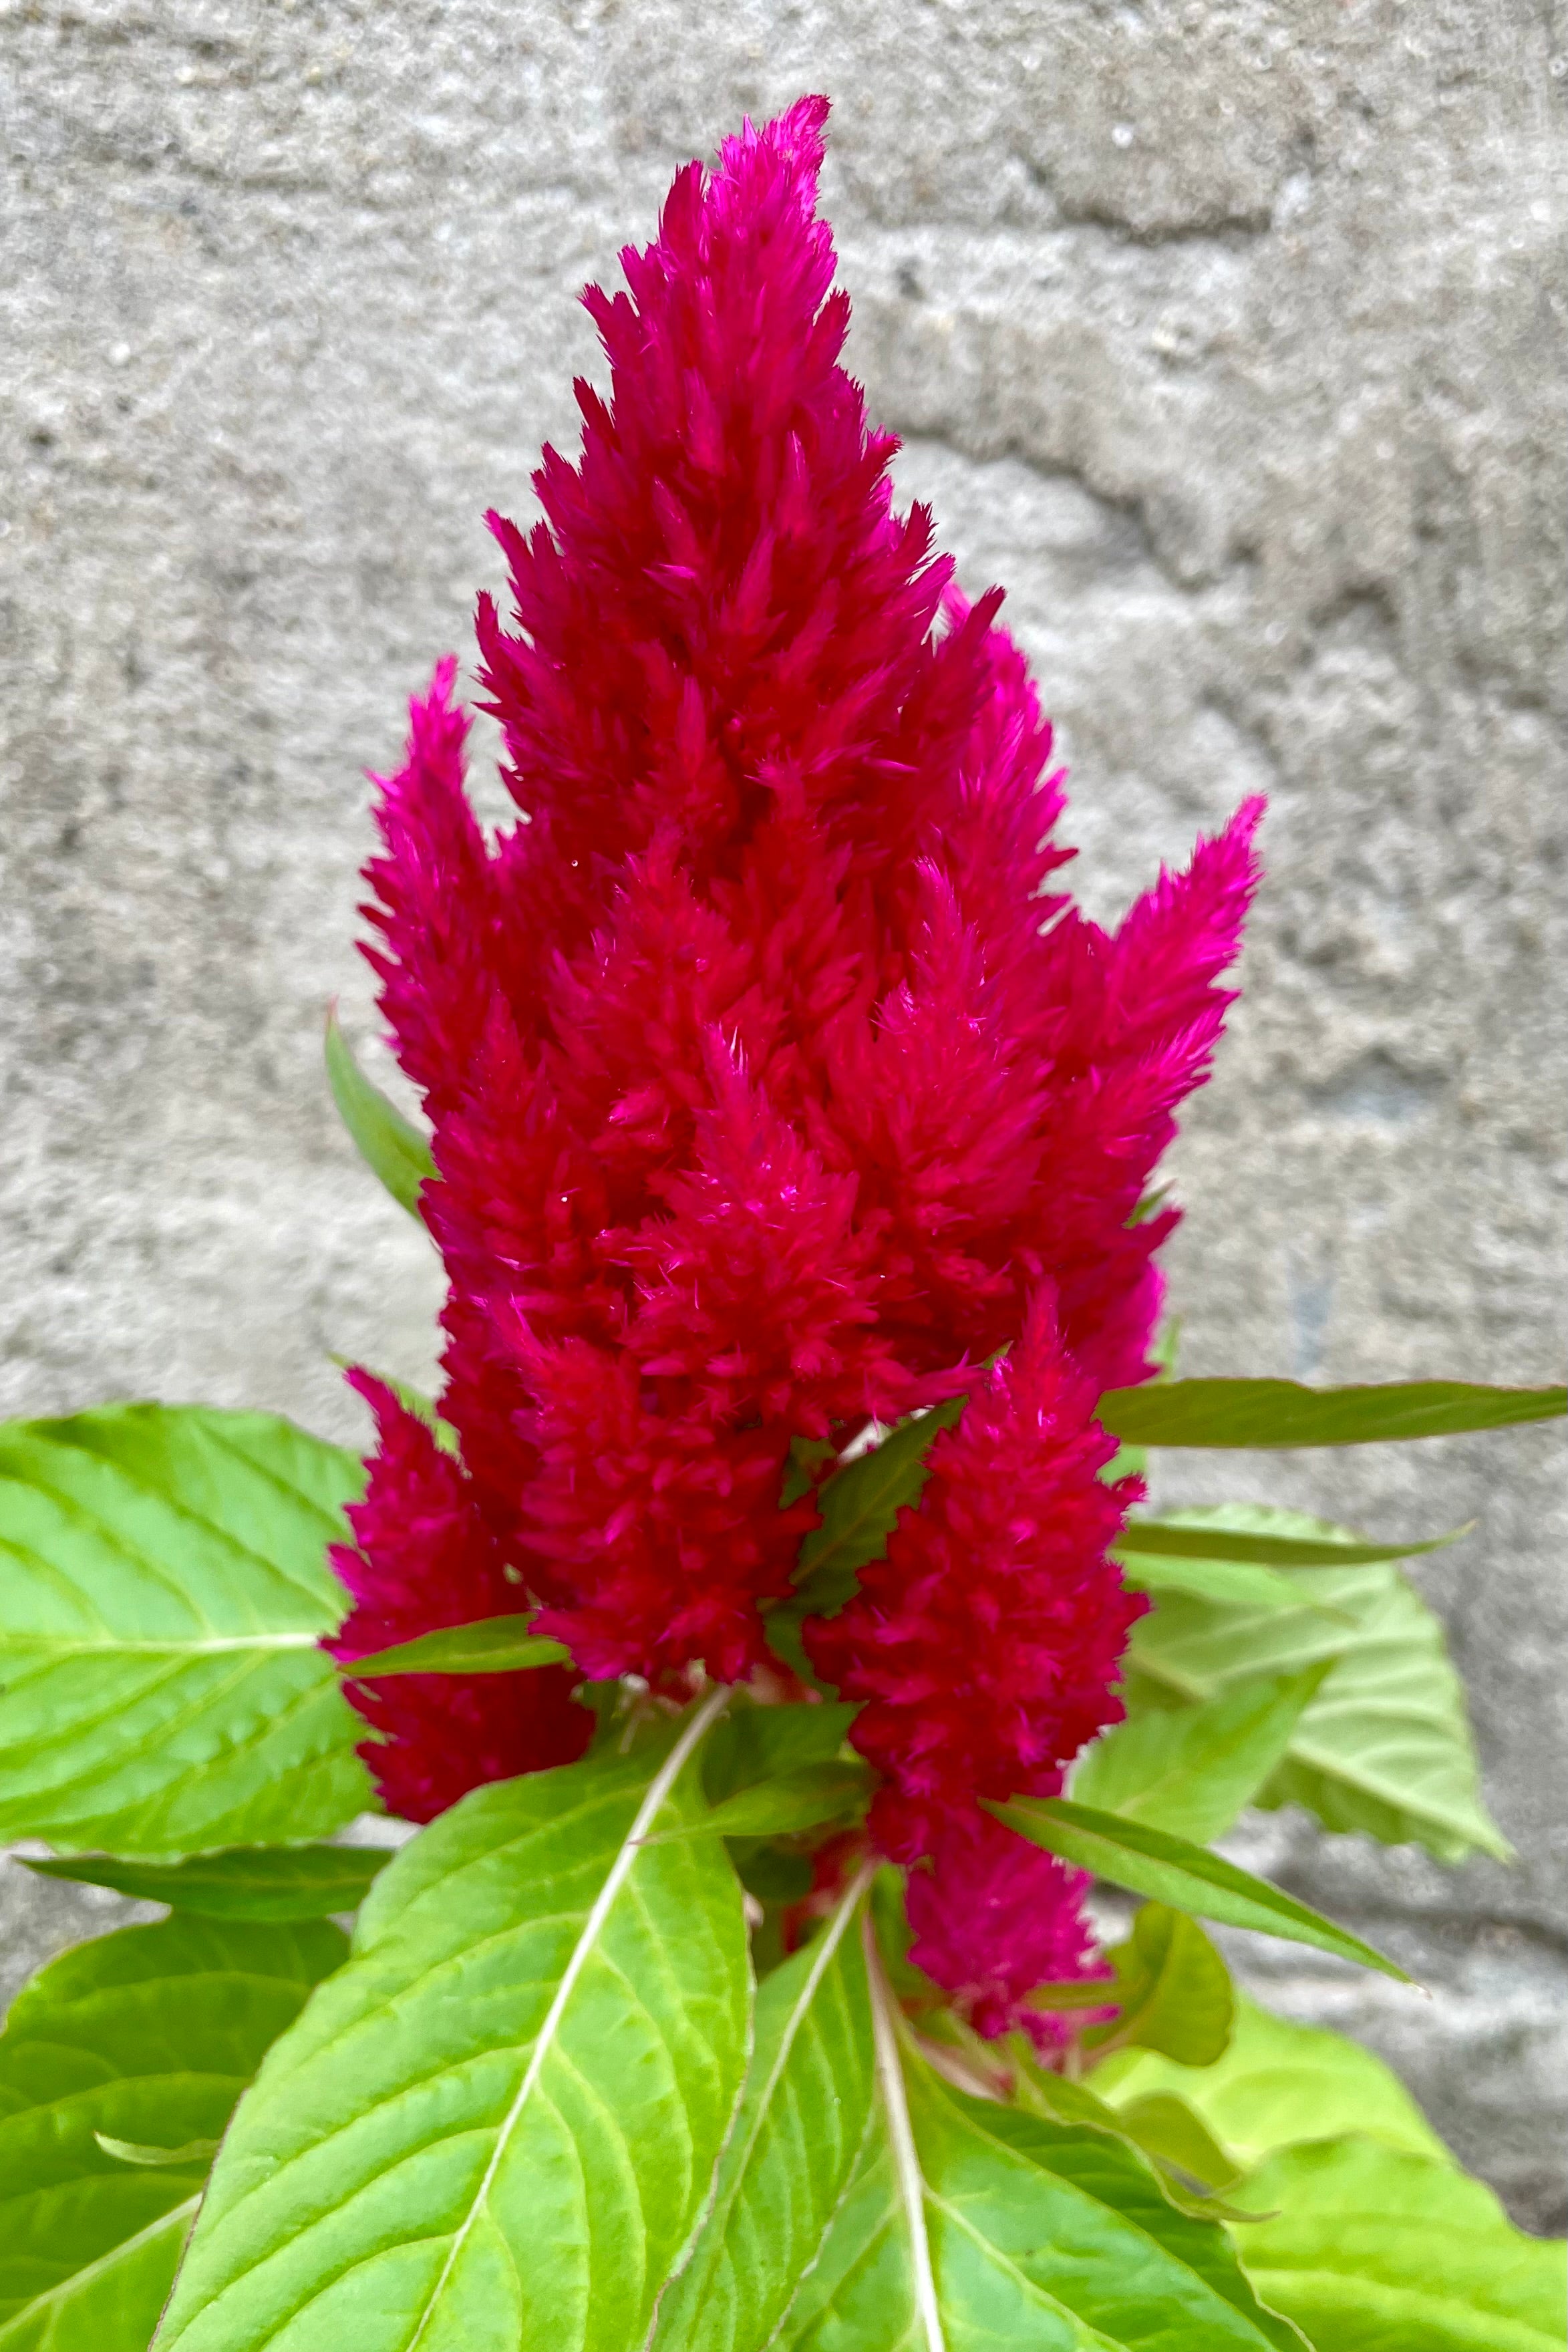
[327,1373,591,1821]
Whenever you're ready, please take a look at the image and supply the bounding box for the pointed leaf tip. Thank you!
[324,1004,437,1221]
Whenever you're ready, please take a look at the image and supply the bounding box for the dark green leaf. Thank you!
[0,1405,371,1856]
[1232,2135,1566,2352]
[766,1401,967,1681]
[1073,1669,1330,1844]
[21,1843,391,1922]
[340,1614,570,1677]
[988,1794,1410,1979]
[1098,1376,1565,1448]
[323,1006,436,1221]
[651,1875,877,2352]
[1088,1993,1450,2172]
[153,1694,750,2352]
[702,1699,860,1806]
[1120,1506,1468,1567]
[1086,1904,1236,2065]
[0,1913,345,2352]
[648,1760,875,1844]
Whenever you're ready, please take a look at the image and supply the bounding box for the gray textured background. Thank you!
[2,0,1564,2230]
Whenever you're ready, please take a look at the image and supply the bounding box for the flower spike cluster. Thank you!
[331,96,1262,2022]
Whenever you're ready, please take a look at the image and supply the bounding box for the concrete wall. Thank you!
[2,0,1563,2228]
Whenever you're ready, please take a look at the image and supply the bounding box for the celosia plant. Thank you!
[0,96,1562,2352]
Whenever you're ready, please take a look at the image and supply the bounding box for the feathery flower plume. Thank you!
[333,98,1262,1999]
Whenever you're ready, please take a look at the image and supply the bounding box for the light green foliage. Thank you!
[1255,1566,1512,1862]
[1129,1507,1507,1862]
[323,1008,436,1220]
[21,1843,391,1922]
[1073,1670,1326,1844]
[342,1614,571,1676]
[0,1912,345,2351]
[989,1795,1406,1978]
[651,1883,878,2352]
[776,2044,1305,2350]
[0,1405,370,1854]
[152,1708,751,2352]
[1098,1376,1565,1447]
[1086,1904,1235,2066]
[1231,2135,1567,2352]
[1088,1994,1449,2171]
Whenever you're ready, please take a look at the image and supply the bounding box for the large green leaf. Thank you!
[1130,1511,1508,1861]
[323,1008,436,1221]
[1088,1994,1449,2170]
[1098,1377,1565,1447]
[775,1999,1305,2351]
[154,1694,750,2352]
[1255,1568,1511,1863]
[989,1796,1408,1979]
[0,1912,346,2352]
[20,1844,391,1922]
[341,1615,571,1676]
[1231,2135,1567,2352]
[651,1876,878,2352]
[0,1405,371,1856]
[766,1403,966,1680]
[1073,1670,1327,1844]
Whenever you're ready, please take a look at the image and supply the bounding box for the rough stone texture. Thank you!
[2,0,1563,2229]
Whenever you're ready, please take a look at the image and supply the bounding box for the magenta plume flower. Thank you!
[332,96,1262,2007]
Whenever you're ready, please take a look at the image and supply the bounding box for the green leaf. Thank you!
[1232,2135,1566,2352]
[1086,1904,1236,2065]
[647,1760,875,1844]
[702,1700,861,1806]
[766,1401,967,1681]
[1130,1517,1509,1862]
[323,1006,436,1221]
[341,1614,571,1677]
[153,1692,750,2352]
[1118,1549,1327,1614]
[1088,1993,1449,2171]
[1098,1376,1565,1447]
[1073,1669,1330,1844]
[651,1874,878,2352]
[1128,1562,1366,1709]
[0,1405,371,1856]
[21,1843,391,1921]
[96,2136,222,2168]
[777,2009,1307,2351]
[1120,1506,1468,1567]
[987,1794,1410,1980]
[1113,2097,1241,2194]
[1256,1566,1513,1864]
[1008,2059,1244,2208]
[0,1912,346,2352]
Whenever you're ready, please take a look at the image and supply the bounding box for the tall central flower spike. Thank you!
[331,98,1261,2024]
